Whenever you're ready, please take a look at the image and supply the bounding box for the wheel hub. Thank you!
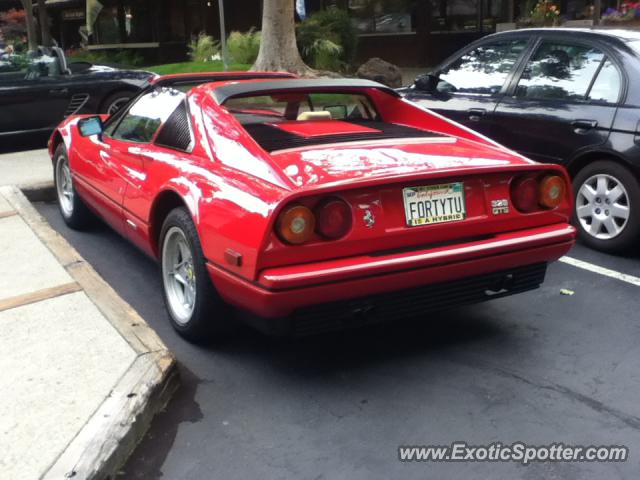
[162,227,197,325]
[576,173,630,240]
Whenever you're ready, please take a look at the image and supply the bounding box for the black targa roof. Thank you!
[210,78,401,104]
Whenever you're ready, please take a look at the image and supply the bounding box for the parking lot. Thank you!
[36,201,640,479]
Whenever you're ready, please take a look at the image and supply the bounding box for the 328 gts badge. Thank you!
[491,199,510,215]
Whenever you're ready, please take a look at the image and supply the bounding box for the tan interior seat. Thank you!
[297,111,332,121]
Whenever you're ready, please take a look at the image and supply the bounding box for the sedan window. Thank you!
[436,39,528,95]
[588,59,621,104]
[515,42,605,101]
[110,88,185,143]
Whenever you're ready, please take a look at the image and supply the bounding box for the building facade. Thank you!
[2,0,620,66]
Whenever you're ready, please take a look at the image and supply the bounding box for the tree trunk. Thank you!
[593,0,601,25]
[37,0,53,46]
[251,0,314,75]
[20,0,38,51]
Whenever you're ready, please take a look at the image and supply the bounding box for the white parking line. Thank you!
[559,256,640,287]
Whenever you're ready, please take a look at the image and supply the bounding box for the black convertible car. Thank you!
[0,46,153,140]
[402,28,640,252]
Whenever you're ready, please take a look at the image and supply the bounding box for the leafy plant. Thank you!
[301,38,343,71]
[529,0,561,25]
[602,3,640,22]
[227,29,261,64]
[67,49,144,67]
[188,33,220,62]
[0,8,27,51]
[296,7,358,71]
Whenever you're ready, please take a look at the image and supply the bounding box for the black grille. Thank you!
[289,263,548,336]
[64,93,90,117]
[243,121,444,152]
[154,101,193,152]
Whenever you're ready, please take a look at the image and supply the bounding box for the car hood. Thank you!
[269,137,536,189]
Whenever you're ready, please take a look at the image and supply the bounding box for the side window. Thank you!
[516,42,605,101]
[588,59,621,104]
[437,39,528,95]
[110,88,185,143]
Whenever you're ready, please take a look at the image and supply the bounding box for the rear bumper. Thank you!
[207,223,575,324]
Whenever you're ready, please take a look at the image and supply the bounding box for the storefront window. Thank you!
[430,0,479,32]
[93,0,157,44]
[430,0,510,33]
[349,0,417,33]
[482,0,510,31]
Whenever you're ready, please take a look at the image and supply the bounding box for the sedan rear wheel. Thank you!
[160,207,232,342]
[573,160,640,252]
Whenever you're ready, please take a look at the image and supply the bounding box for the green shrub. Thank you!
[296,7,358,71]
[301,38,343,71]
[67,49,144,67]
[188,33,220,62]
[227,29,261,64]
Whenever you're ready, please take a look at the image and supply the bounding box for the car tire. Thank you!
[572,160,640,252]
[160,207,233,342]
[102,91,133,115]
[54,144,92,230]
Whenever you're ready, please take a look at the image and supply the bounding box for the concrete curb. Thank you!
[0,186,179,480]
[20,181,55,203]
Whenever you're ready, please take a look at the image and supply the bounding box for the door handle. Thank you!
[572,119,598,132]
[468,108,486,122]
[49,88,69,97]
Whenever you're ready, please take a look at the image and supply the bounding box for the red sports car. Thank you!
[49,73,576,341]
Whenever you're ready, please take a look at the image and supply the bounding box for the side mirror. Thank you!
[78,116,103,137]
[414,73,439,93]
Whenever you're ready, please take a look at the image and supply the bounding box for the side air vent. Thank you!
[154,101,193,152]
[243,121,445,152]
[64,93,90,117]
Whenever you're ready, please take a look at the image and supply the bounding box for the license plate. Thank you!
[403,182,466,227]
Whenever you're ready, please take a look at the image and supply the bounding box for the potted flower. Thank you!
[602,3,640,26]
[518,0,560,27]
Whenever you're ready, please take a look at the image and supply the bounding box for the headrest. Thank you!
[297,111,332,121]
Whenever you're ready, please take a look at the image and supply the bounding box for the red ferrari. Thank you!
[49,73,576,341]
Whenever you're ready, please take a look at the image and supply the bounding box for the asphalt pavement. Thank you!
[37,201,640,480]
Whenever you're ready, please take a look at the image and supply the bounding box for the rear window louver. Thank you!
[155,101,193,152]
[242,122,444,152]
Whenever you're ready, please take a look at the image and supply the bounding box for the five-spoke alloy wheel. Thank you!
[160,207,231,342]
[54,144,92,229]
[162,227,197,325]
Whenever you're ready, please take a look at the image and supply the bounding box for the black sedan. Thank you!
[402,28,640,252]
[0,46,153,141]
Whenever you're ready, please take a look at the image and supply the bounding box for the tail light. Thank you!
[511,173,567,213]
[276,205,315,245]
[539,175,566,209]
[315,198,352,239]
[511,176,539,212]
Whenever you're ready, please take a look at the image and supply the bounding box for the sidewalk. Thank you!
[0,149,52,190]
[0,185,178,479]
